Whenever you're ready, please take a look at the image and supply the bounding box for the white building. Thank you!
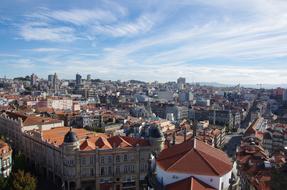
[37,98,73,111]
[152,138,233,190]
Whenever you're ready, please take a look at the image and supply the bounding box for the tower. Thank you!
[76,74,82,86]
[30,73,37,86]
[63,127,79,152]
[148,124,164,156]
[87,74,91,81]
[53,73,59,93]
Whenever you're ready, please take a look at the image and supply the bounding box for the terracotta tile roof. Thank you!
[43,127,106,146]
[108,136,132,148]
[80,139,96,150]
[4,111,61,126]
[157,138,232,176]
[42,127,150,150]
[244,124,256,137]
[165,176,215,190]
[95,137,113,149]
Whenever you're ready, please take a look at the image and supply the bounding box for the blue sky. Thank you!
[1,0,287,84]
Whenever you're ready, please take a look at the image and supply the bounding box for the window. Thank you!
[81,157,86,165]
[108,156,112,163]
[90,156,94,165]
[100,167,105,176]
[130,165,135,173]
[108,166,112,175]
[116,155,120,162]
[124,165,128,174]
[116,166,120,174]
[124,154,128,161]
[101,157,105,164]
[221,182,224,190]
[90,168,94,176]
[140,164,144,172]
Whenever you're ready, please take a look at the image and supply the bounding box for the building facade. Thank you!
[0,139,12,178]
[0,111,156,190]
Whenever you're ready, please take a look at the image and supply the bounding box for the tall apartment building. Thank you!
[30,73,37,86]
[76,74,82,86]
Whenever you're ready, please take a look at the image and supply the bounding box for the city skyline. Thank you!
[1,0,287,84]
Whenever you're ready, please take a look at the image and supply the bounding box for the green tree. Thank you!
[0,175,9,190]
[13,153,26,171]
[270,168,287,190]
[12,170,37,190]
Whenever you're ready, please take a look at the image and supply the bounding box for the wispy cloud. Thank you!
[20,22,75,42]
[46,9,117,25]
[26,48,69,52]
[3,0,287,84]
[94,14,154,37]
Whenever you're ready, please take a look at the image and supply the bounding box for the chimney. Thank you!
[203,128,206,143]
[172,132,176,145]
[183,127,187,142]
[193,120,197,138]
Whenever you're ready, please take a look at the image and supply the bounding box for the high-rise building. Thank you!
[177,77,186,90]
[48,74,54,83]
[30,73,37,86]
[177,77,186,84]
[76,73,82,86]
[53,73,59,92]
[87,74,91,81]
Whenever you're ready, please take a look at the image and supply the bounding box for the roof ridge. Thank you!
[190,177,194,190]
[166,147,196,171]
[157,148,190,161]
[118,136,133,147]
[195,140,232,165]
[194,149,220,176]
[97,136,112,148]
[157,140,194,161]
[197,148,232,167]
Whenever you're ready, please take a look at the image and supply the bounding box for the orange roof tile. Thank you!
[42,127,150,150]
[165,176,215,190]
[4,111,61,126]
[157,138,232,176]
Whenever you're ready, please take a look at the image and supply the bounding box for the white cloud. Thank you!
[27,48,69,52]
[93,14,154,37]
[20,22,75,42]
[8,0,287,84]
[47,9,117,25]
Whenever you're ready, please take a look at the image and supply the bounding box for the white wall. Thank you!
[219,171,232,190]
[156,165,232,189]
[156,165,190,186]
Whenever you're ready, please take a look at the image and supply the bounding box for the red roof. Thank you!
[42,127,150,150]
[165,176,215,190]
[4,111,61,126]
[157,138,232,176]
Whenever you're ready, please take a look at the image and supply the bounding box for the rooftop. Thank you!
[2,111,62,126]
[165,176,215,190]
[42,127,150,150]
[157,138,232,176]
